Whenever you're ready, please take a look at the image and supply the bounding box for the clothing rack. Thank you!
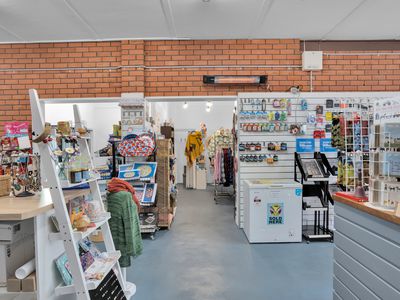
[211,132,235,204]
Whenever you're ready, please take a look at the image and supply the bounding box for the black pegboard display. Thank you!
[89,270,126,300]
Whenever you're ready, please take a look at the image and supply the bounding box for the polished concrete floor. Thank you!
[128,186,333,300]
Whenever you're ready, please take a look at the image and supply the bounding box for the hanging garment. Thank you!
[107,191,143,267]
[223,148,234,186]
[185,131,204,165]
[213,149,222,182]
[206,129,233,158]
[107,177,140,208]
[213,148,234,186]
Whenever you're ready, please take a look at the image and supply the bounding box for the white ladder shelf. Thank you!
[29,89,136,300]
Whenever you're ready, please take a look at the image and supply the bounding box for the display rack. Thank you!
[334,99,373,193]
[208,129,235,204]
[369,98,400,209]
[236,93,338,228]
[235,92,399,229]
[155,139,177,229]
[29,89,136,300]
[295,152,334,242]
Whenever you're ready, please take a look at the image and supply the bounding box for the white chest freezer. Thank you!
[243,179,302,243]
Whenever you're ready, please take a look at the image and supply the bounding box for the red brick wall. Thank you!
[1,39,400,125]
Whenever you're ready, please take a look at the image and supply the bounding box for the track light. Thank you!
[183,101,188,109]
[206,106,211,112]
[206,101,213,108]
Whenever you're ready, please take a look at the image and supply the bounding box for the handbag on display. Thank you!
[117,133,155,157]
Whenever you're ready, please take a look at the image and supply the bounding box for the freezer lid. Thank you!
[244,179,302,188]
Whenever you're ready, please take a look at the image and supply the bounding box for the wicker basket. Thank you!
[0,175,11,197]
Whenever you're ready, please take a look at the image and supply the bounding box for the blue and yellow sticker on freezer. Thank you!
[267,203,284,225]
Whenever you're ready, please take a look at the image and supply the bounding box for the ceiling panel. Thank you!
[171,0,265,39]
[68,0,171,39]
[325,0,400,40]
[0,0,95,42]
[253,0,364,39]
[0,26,20,42]
[0,0,398,43]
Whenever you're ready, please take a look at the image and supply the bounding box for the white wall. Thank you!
[45,103,121,153]
[149,102,169,133]
[168,101,235,183]
[45,100,235,183]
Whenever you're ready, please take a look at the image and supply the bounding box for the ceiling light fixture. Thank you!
[206,101,213,108]
[206,105,211,112]
[183,101,188,109]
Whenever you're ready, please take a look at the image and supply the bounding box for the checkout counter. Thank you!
[0,189,90,300]
[333,194,400,299]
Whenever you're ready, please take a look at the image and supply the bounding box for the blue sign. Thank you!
[296,138,315,153]
[320,138,337,153]
[295,188,302,197]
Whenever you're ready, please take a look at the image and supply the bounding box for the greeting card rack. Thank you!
[369,98,400,209]
[29,89,136,300]
[334,99,374,194]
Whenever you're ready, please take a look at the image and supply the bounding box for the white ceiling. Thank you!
[0,0,398,43]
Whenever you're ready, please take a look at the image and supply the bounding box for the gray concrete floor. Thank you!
[128,186,333,300]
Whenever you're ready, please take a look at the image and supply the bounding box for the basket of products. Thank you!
[0,175,11,197]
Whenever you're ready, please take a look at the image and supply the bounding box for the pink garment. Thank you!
[213,149,222,182]
[234,156,238,173]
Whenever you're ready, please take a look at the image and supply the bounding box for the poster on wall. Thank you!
[3,122,29,137]
[320,138,337,153]
[1,122,31,150]
[374,98,400,125]
[296,138,315,153]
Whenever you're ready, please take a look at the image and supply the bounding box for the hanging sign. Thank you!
[296,138,315,153]
[374,98,400,124]
[320,138,337,153]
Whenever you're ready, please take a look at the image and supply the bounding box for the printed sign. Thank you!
[3,122,29,137]
[296,138,315,153]
[118,164,141,180]
[374,98,400,124]
[320,138,337,153]
[267,203,284,225]
[295,188,302,197]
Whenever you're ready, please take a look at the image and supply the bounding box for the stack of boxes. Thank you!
[156,139,175,228]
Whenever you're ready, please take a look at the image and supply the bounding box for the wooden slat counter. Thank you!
[0,188,91,220]
[333,194,400,300]
[334,194,400,225]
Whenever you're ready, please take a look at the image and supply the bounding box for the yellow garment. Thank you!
[185,131,204,165]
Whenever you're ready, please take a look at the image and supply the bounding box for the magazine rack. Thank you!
[29,89,136,300]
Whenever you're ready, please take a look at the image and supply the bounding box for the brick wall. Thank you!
[1,39,400,125]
